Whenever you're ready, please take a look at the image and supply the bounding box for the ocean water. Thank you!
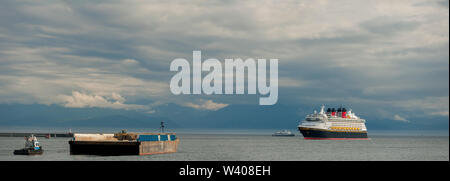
[0,128,448,161]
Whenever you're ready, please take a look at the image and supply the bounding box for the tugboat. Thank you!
[14,134,43,155]
[272,130,295,136]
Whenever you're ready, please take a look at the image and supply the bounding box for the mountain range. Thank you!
[0,104,448,131]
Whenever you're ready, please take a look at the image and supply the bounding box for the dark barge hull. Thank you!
[69,141,140,156]
[68,140,179,156]
[299,127,368,140]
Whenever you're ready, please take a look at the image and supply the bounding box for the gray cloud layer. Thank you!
[0,0,448,122]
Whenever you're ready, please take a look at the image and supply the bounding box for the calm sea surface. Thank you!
[0,127,448,161]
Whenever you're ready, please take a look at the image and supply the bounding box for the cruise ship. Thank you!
[298,105,368,140]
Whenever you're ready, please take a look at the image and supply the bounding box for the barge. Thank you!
[69,130,179,156]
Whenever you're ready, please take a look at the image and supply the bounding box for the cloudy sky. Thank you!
[0,0,448,128]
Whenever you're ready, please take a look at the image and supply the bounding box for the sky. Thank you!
[0,0,448,130]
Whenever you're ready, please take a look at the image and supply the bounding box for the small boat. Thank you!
[14,134,43,155]
[272,130,295,136]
